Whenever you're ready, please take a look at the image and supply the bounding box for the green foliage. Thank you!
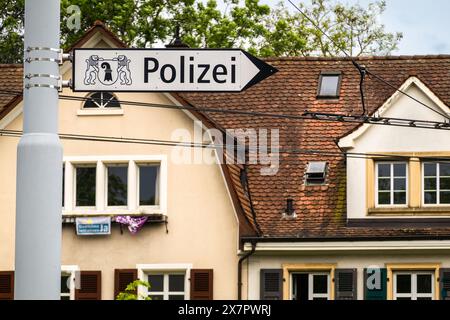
[0,0,403,63]
[0,0,24,64]
[116,280,152,300]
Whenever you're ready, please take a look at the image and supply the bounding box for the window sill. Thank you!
[77,109,124,116]
[368,207,450,216]
[62,209,164,217]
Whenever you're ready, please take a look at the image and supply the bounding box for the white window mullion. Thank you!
[390,163,394,205]
[437,163,441,204]
[65,162,74,211]
[164,274,169,300]
[128,161,137,210]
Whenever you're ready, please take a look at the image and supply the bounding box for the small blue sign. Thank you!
[76,217,111,236]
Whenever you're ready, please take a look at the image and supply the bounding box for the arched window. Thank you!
[83,92,120,109]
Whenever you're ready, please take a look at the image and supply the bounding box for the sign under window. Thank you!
[76,217,111,235]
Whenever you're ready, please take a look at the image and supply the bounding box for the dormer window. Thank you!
[317,72,342,99]
[305,162,328,185]
[83,92,120,109]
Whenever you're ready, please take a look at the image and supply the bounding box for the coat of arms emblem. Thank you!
[83,55,132,86]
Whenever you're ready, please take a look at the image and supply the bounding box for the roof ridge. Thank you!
[263,54,450,62]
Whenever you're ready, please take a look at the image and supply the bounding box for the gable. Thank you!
[338,77,450,151]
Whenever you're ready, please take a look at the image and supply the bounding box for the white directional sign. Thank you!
[73,48,277,92]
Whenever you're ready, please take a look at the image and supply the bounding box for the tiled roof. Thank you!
[183,55,450,239]
[0,64,22,116]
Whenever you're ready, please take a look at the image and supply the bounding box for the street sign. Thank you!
[72,48,277,92]
[76,217,111,236]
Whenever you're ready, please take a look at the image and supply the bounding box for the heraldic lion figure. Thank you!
[84,55,100,85]
[117,55,132,85]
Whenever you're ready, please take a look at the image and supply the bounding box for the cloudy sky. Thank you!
[260,0,450,55]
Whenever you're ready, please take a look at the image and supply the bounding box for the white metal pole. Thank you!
[15,0,62,300]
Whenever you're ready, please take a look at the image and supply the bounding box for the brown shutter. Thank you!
[335,269,357,300]
[190,269,213,300]
[75,271,101,300]
[114,269,138,299]
[260,269,283,300]
[0,271,14,300]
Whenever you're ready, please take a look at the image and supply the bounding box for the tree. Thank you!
[116,280,152,300]
[0,0,24,64]
[0,0,402,64]
[259,0,403,57]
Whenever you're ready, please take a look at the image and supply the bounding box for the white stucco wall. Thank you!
[344,83,450,220]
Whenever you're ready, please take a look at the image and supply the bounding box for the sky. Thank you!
[267,0,450,55]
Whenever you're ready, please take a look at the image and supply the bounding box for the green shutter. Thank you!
[439,268,450,300]
[364,268,387,300]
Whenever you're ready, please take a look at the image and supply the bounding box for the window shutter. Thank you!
[0,271,14,300]
[75,271,101,300]
[190,269,213,300]
[364,268,387,300]
[114,269,138,299]
[335,269,357,300]
[260,269,283,300]
[440,268,450,300]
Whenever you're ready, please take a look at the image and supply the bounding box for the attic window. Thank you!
[305,162,328,185]
[83,92,121,109]
[317,72,342,99]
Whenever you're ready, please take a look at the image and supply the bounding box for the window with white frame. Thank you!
[61,266,78,300]
[63,156,166,214]
[376,162,408,206]
[147,273,186,300]
[107,164,128,207]
[291,272,330,301]
[138,164,160,206]
[75,165,96,207]
[423,162,450,205]
[393,271,434,300]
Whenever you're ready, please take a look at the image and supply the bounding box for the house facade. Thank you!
[1,22,450,301]
[0,22,257,300]
[184,55,450,300]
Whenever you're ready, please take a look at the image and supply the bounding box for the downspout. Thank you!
[238,240,257,300]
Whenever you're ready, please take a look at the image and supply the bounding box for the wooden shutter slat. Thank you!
[190,269,213,300]
[440,268,450,300]
[260,269,283,300]
[364,268,387,300]
[0,271,14,300]
[114,269,138,299]
[75,271,101,300]
[335,269,357,300]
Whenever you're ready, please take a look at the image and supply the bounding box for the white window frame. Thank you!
[422,162,450,207]
[136,264,192,300]
[375,161,408,208]
[61,265,79,301]
[290,272,331,301]
[136,163,161,208]
[393,271,434,300]
[104,161,130,210]
[63,155,167,216]
[73,163,98,211]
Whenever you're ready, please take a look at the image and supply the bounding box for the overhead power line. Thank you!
[287,0,450,121]
[1,128,450,162]
[0,89,449,132]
